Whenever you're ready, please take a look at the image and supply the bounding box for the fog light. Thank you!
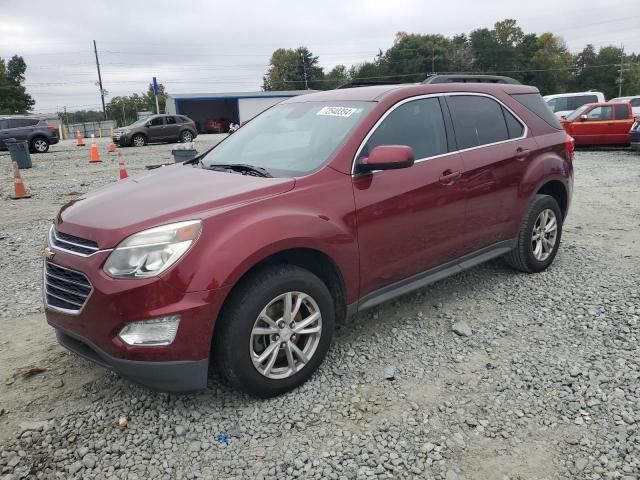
[118,316,180,346]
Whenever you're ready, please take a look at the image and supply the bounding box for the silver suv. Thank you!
[112,114,198,147]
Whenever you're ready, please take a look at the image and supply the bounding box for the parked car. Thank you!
[0,116,59,153]
[204,119,231,134]
[112,114,197,147]
[609,95,640,117]
[543,91,606,119]
[44,79,573,397]
[561,102,635,145]
[630,118,640,151]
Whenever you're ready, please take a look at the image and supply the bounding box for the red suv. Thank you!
[44,80,573,397]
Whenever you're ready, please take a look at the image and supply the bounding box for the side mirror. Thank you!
[579,115,588,122]
[357,145,415,173]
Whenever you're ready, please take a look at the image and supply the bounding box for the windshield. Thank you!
[201,101,373,176]
[565,104,590,121]
[128,117,151,127]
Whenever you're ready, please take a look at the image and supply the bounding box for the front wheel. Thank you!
[214,265,335,397]
[131,134,147,147]
[505,194,563,273]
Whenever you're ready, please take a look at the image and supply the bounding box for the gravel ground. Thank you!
[0,141,639,480]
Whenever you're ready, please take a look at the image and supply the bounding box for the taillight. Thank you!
[565,133,575,162]
[46,124,56,131]
[192,122,196,130]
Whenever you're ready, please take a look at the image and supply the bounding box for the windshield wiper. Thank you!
[204,163,272,178]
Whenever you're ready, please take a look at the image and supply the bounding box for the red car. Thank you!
[561,102,635,145]
[44,79,573,397]
[204,119,230,134]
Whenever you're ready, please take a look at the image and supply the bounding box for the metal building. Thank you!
[165,91,311,132]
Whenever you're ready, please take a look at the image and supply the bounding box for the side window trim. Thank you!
[351,92,528,175]
[438,96,457,152]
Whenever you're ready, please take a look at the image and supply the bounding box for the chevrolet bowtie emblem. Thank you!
[43,247,56,260]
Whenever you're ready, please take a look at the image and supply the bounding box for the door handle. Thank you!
[514,147,530,160]
[439,170,461,185]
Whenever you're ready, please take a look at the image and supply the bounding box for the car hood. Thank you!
[56,164,295,248]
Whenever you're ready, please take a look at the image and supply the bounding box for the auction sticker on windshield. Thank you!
[317,106,359,117]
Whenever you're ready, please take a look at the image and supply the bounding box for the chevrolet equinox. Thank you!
[44,81,574,397]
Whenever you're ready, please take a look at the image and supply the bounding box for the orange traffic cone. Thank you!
[89,135,101,163]
[76,130,85,146]
[11,161,31,199]
[118,153,128,180]
[108,141,116,153]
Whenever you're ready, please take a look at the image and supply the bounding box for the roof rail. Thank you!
[423,74,521,85]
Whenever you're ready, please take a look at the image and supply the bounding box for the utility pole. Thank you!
[300,52,308,90]
[618,45,624,97]
[93,40,107,120]
[431,46,435,73]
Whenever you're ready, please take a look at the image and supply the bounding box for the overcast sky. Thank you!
[1,0,637,113]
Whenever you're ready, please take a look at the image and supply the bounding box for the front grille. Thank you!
[44,262,92,313]
[113,131,122,140]
[50,226,99,256]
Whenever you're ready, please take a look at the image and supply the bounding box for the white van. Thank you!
[543,91,606,119]
[609,96,640,117]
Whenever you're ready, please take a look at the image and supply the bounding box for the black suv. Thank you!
[0,116,59,153]
[112,114,198,147]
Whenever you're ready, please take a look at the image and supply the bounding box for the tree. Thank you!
[143,82,167,113]
[263,47,324,90]
[105,83,167,126]
[525,33,573,95]
[0,55,35,114]
[324,65,350,89]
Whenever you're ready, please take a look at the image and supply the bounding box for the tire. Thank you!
[505,194,563,273]
[179,130,193,143]
[131,134,147,147]
[30,136,50,153]
[214,265,335,398]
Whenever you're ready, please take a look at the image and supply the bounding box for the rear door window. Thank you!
[0,120,8,129]
[614,105,630,120]
[166,116,176,124]
[631,98,640,107]
[447,95,510,149]
[363,97,448,160]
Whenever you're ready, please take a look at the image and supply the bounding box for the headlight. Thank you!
[104,220,201,279]
[122,129,131,134]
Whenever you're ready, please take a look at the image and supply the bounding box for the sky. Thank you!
[1,0,638,113]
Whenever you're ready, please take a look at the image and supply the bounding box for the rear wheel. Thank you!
[179,130,193,143]
[506,194,563,273]
[214,265,335,398]
[131,134,147,147]
[30,136,50,153]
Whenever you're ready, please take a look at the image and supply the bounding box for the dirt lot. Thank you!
[0,139,639,480]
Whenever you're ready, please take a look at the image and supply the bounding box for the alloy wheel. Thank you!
[250,291,322,380]
[133,135,145,147]
[34,139,48,152]
[531,208,558,261]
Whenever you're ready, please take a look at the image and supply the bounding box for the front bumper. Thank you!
[44,249,230,392]
[56,327,209,392]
